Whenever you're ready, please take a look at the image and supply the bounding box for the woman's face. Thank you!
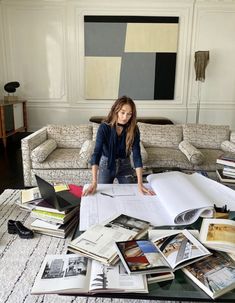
[117,104,132,125]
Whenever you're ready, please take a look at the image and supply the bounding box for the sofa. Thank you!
[21,123,235,187]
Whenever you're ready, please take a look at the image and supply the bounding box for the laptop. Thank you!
[35,175,80,211]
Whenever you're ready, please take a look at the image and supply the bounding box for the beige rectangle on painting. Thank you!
[125,23,178,53]
[85,57,121,99]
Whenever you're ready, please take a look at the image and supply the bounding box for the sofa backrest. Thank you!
[183,124,230,149]
[46,124,93,148]
[138,122,183,148]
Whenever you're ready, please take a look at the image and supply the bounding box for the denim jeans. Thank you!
[98,156,135,184]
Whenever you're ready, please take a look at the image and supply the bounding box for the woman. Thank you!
[83,96,154,196]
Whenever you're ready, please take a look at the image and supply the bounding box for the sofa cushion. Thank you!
[179,140,205,165]
[140,141,148,164]
[31,139,57,163]
[144,147,193,169]
[79,140,95,168]
[47,124,92,148]
[183,124,230,149]
[221,140,235,153]
[138,122,182,148]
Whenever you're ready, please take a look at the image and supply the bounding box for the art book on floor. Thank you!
[182,251,235,299]
[80,171,235,230]
[67,213,150,265]
[199,218,235,254]
[115,229,211,275]
[31,254,148,295]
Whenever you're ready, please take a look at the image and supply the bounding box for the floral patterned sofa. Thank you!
[21,123,235,187]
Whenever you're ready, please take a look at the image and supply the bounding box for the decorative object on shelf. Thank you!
[194,51,209,123]
[4,81,20,101]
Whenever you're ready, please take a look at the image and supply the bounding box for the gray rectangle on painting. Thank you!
[119,53,156,100]
[85,23,126,56]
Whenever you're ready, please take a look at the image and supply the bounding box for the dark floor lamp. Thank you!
[194,51,209,123]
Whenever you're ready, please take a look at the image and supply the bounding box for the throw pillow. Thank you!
[179,140,205,165]
[221,140,235,153]
[31,139,57,163]
[78,140,95,168]
[140,141,148,164]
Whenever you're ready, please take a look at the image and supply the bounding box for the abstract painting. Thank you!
[84,16,179,100]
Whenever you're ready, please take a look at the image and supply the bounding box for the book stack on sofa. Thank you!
[216,153,235,184]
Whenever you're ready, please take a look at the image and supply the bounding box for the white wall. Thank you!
[0,0,235,130]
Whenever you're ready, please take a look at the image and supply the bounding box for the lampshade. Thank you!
[194,51,209,82]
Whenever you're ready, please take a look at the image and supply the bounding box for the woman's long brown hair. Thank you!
[105,96,137,155]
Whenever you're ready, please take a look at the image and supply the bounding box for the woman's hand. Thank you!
[82,182,97,196]
[138,183,155,195]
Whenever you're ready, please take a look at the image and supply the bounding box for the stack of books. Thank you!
[216,153,235,183]
[30,200,79,238]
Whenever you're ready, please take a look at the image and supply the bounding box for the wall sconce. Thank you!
[194,51,209,123]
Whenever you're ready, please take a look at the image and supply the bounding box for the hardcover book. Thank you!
[31,254,148,294]
[216,169,235,183]
[199,218,235,253]
[182,251,235,299]
[115,229,211,275]
[67,214,150,266]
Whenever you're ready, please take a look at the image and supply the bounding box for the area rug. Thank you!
[0,189,201,303]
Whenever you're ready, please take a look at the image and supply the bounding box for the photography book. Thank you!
[31,254,148,295]
[67,214,150,265]
[115,229,211,275]
[199,218,235,253]
[216,169,235,183]
[217,153,235,168]
[31,215,78,238]
[182,251,235,299]
[80,172,235,230]
[21,187,41,203]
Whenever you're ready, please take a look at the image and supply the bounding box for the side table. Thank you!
[0,99,27,148]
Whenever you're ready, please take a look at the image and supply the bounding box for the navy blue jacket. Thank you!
[90,123,142,171]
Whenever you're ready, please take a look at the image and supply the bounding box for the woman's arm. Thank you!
[82,164,98,196]
[135,167,155,195]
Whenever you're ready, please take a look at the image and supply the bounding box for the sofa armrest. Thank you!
[221,140,235,153]
[21,127,48,186]
[230,130,235,143]
[179,140,205,165]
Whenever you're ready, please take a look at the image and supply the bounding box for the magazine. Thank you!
[67,214,150,265]
[115,229,211,275]
[31,254,148,294]
[182,251,235,299]
[80,171,235,230]
[199,218,235,253]
[21,187,41,203]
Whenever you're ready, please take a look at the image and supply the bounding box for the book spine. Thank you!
[216,159,235,168]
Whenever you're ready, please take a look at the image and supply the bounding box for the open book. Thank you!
[182,251,235,299]
[67,214,150,265]
[80,172,235,230]
[115,229,211,275]
[31,254,148,295]
[199,218,235,253]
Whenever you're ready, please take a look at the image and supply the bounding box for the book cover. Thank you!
[199,218,235,253]
[31,254,148,294]
[182,251,235,299]
[115,230,211,275]
[67,214,150,266]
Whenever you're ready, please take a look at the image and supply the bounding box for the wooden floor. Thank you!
[0,133,30,194]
